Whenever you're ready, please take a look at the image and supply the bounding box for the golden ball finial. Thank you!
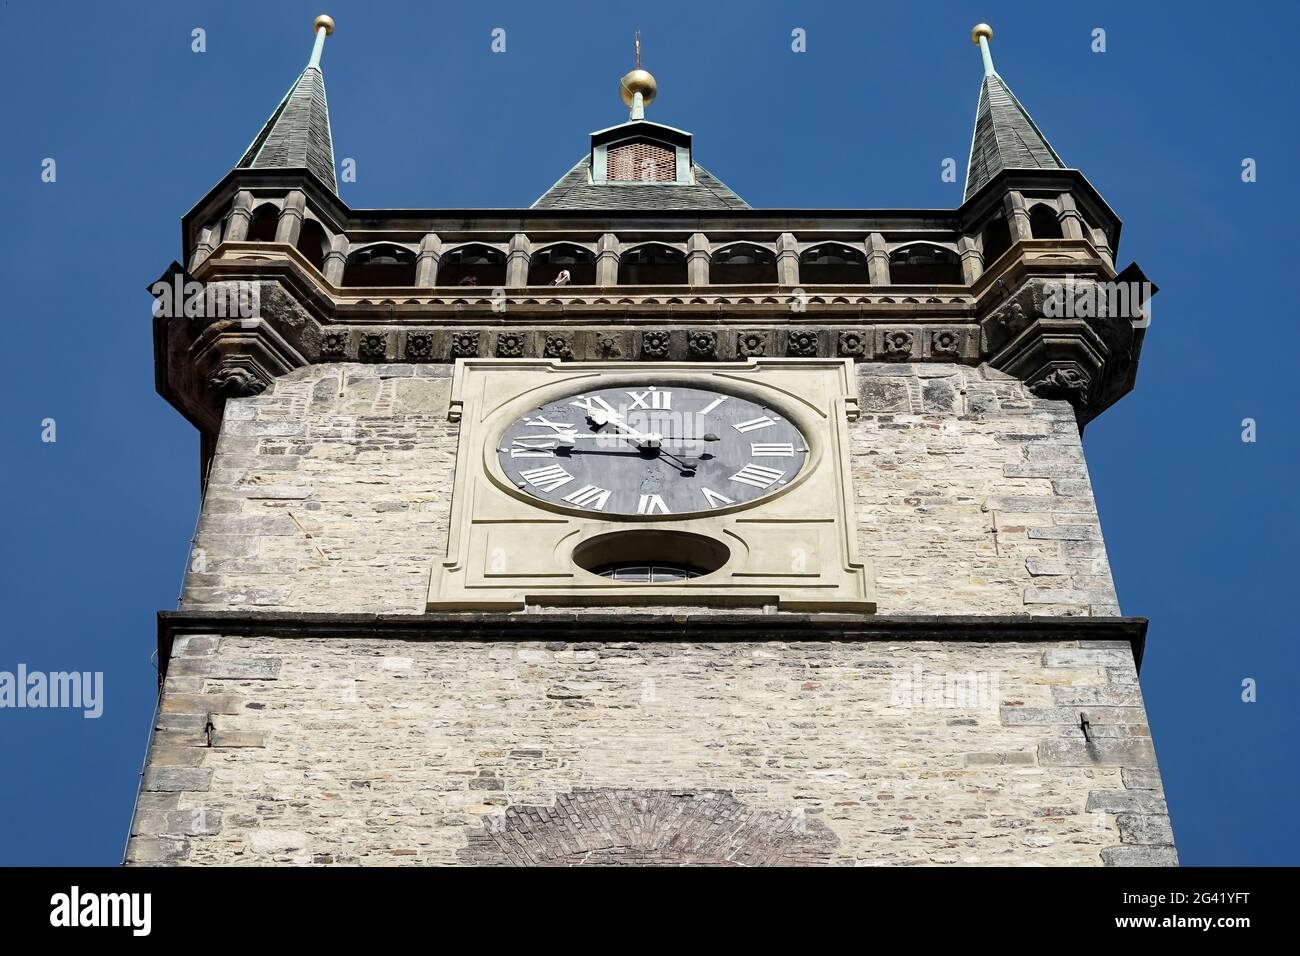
[314,14,335,36]
[971,23,993,45]
[619,68,657,108]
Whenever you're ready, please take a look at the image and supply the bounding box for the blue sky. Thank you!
[0,0,1296,865]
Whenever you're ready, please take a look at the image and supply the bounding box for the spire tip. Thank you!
[314,14,335,36]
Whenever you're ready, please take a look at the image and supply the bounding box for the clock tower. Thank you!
[128,20,1175,866]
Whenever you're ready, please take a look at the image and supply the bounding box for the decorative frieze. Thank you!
[358,331,388,361]
[405,332,434,361]
[737,331,767,358]
[641,329,671,358]
[495,332,525,358]
[449,331,480,359]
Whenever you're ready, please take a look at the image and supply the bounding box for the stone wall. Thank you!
[181,362,1118,617]
[126,628,1175,866]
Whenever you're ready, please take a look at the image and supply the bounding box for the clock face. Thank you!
[496,384,809,517]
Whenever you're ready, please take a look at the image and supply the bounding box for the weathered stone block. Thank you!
[142,767,213,792]
[1086,789,1168,814]
[1100,845,1178,867]
[1038,738,1156,768]
[1117,813,1174,845]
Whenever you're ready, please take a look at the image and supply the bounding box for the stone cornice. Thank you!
[156,609,1149,682]
[154,236,1144,434]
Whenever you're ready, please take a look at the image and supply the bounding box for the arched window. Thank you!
[619,244,687,285]
[888,243,963,285]
[528,244,596,286]
[342,243,416,287]
[799,243,869,284]
[1028,204,1064,240]
[295,219,329,272]
[593,562,706,583]
[981,216,1013,266]
[710,243,777,284]
[246,203,279,242]
[437,244,506,287]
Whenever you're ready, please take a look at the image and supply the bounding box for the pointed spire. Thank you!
[963,24,1065,202]
[619,32,657,121]
[236,15,338,193]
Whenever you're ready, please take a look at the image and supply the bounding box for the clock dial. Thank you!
[496,385,808,517]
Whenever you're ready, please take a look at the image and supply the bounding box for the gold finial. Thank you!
[619,31,657,113]
[971,23,993,44]
[314,14,335,36]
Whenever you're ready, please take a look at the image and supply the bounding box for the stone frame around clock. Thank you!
[427,357,875,612]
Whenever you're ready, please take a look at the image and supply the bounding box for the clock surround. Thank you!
[429,357,874,612]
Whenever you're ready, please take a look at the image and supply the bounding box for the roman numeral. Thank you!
[626,389,672,410]
[700,488,733,509]
[519,464,575,492]
[569,394,617,416]
[562,485,612,510]
[699,396,728,415]
[510,438,557,458]
[636,494,670,515]
[526,416,577,435]
[733,416,777,433]
[729,464,785,488]
[750,442,795,457]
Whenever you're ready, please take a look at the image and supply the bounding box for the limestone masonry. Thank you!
[130,20,1173,866]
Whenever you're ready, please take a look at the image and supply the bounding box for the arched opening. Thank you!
[437,244,506,287]
[981,216,1013,265]
[246,203,279,242]
[341,243,416,287]
[619,244,687,285]
[1028,204,1064,239]
[887,243,963,285]
[799,243,870,284]
[573,530,729,579]
[295,219,329,272]
[710,243,777,284]
[606,141,677,182]
[528,243,596,286]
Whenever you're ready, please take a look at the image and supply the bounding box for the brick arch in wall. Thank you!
[457,789,839,866]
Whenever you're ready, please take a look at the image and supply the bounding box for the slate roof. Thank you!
[964,72,1064,202]
[533,155,749,211]
[237,65,337,192]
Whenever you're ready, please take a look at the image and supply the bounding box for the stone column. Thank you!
[1003,191,1033,242]
[958,235,982,284]
[189,220,222,272]
[274,190,306,245]
[506,233,531,288]
[687,233,710,286]
[415,233,442,287]
[865,233,890,285]
[323,235,348,286]
[223,190,255,242]
[776,233,799,286]
[1090,227,1115,269]
[596,233,620,286]
[1057,193,1087,240]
